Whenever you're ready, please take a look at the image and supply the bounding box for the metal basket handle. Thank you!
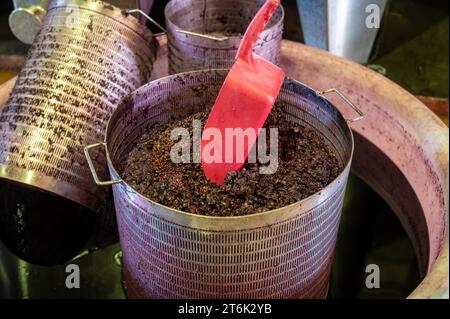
[84,143,122,186]
[175,29,229,41]
[125,9,167,37]
[125,9,228,41]
[317,88,364,123]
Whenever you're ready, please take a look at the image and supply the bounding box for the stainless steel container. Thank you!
[296,0,387,64]
[0,0,156,265]
[86,70,362,298]
[165,0,284,74]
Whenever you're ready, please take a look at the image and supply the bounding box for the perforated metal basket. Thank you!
[0,0,157,210]
[165,0,284,74]
[0,0,157,265]
[86,70,362,298]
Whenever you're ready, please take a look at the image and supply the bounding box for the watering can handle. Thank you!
[236,0,281,65]
[84,143,123,186]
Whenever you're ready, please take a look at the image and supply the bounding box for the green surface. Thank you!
[0,71,15,84]
[330,176,420,299]
[372,0,449,97]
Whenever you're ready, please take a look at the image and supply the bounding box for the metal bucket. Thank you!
[0,0,157,265]
[165,0,284,74]
[85,70,362,298]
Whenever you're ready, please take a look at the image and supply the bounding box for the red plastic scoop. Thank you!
[201,0,285,186]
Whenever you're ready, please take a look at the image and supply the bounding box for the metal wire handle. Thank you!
[84,143,122,186]
[125,9,167,37]
[318,88,364,123]
[125,9,228,41]
[175,29,229,41]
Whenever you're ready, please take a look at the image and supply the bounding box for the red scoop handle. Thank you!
[236,0,281,65]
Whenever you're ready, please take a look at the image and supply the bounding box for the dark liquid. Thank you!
[0,179,95,266]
